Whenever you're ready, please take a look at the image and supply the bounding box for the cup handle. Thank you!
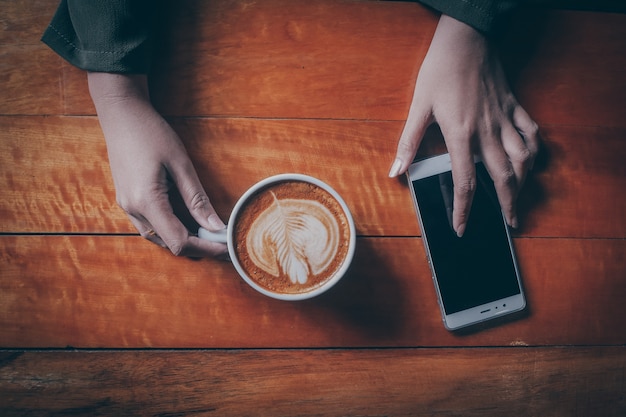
[198,227,228,244]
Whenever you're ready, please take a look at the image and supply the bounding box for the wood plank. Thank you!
[2,116,625,239]
[1,347,624,416]
[4,2,625,126]
[1,235,624,348]
[0,115,411,235]
[56,3,626,130]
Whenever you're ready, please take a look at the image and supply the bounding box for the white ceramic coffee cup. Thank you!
[198,173,356,301]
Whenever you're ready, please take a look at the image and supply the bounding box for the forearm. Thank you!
[88,72,153,134]
[87,72,177,157]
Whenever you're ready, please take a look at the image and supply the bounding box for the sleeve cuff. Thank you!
[417,0,518,35]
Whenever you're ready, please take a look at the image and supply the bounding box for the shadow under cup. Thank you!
[199,174,356,301]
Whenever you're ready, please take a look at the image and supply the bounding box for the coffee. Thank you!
[233,180,352,295]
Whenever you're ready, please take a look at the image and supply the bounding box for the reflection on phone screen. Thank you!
[412,163,521,314]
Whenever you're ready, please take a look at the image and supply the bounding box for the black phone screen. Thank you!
[412,163,521,314]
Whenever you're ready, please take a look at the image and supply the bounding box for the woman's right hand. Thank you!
[389,15,540,236]
[88,72,228,258]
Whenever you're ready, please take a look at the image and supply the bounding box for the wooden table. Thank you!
[1,1,625,415]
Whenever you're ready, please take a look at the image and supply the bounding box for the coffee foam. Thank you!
[246,195,340,284]
[234,181,351,294]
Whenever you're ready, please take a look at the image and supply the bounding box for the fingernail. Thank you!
[388,159,403,178]
[456,223,466,238]
[510,216,518,229]
[207,214,225,231]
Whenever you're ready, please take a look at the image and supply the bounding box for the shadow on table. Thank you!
[305,238,412,343]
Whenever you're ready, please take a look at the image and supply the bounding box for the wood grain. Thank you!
[0,46,64,115]
[2,116,625,239]
[1,235,624,348]
[0,116,125,233]
[148,0,436,120]
[2,1,626,413]
[74,7,626,126]
[0,0,64,115]
[14,1,623,128]
[1,347,624,417]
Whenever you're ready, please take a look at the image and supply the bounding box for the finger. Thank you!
[389,104,432,178]
[127,212,167,248]
[447,144,477,238]
[168,157,226,233]
[438,173,455,232]
[143,194,227,258]
[479,133,519,229]
[501,122,532,190]
[512,106,541,170]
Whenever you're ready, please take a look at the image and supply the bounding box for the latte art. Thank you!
[234,180,352,295]
[246,194,340,285]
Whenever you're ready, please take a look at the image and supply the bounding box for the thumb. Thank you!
[389,105,431,178]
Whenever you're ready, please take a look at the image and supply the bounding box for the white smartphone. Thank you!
[408,153,526,331]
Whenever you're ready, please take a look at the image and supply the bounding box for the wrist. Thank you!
[87,72,164,150]
[88,72,150,106]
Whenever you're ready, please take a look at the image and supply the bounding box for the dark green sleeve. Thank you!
[41,0,160,74]
[417,0,519,35]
